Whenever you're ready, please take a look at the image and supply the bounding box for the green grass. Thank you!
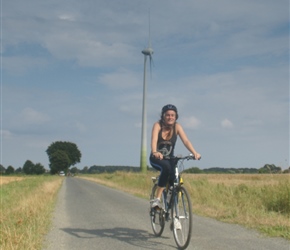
[0,176,63,250]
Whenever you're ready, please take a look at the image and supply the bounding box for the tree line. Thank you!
[0,141,81,175]
[61,163,289,175]
[183,164,288,174]
[0,140,288,175]
[0,160,46,175]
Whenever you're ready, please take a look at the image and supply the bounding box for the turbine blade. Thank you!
[148,12,151,48]
[149,55,153,79]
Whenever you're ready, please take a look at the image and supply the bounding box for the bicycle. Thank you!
[149,154,197,249]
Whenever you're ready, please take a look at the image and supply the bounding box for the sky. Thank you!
[0,0,289,170]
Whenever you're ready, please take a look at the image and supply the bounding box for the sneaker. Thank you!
[151,198,162,209]
[174,218,182,230]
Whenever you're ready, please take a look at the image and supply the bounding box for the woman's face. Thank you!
[163,110,176,126]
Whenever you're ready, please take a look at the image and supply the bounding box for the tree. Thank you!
[46,141,81,174]
[184,167,203,173]
[81,166,89,174]
[23,160,35,175]
[0,164,5,174]
[22,161,45,175]
[259,164,282,174]
[70,167,79,174]
[49,150,70,174]
[15,167,22,174]
[6,166,15,175]
[33,163,46,175]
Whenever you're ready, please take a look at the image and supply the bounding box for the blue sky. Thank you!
[1,0,289,170]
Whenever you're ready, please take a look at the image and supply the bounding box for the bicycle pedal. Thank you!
[153,206,162,211]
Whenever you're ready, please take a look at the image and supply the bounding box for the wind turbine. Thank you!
[140,13,154,173]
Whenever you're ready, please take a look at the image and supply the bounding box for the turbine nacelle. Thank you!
[142,47,154,56]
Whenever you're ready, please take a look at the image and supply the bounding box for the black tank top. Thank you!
[157,124,177,157]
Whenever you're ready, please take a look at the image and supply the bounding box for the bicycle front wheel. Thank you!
[171,186,192,249]
[149,184,165,236]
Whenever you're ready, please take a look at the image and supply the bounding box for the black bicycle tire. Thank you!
[171,186,193,249]
[149,184,165,236]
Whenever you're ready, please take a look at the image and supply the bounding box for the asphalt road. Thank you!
[43,177,289,250]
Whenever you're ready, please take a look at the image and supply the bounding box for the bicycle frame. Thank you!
[164,155,189,206]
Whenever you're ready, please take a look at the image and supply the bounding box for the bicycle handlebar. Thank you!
[164,154,201,161]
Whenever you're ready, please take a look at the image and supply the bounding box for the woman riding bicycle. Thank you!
[150,104,201,208]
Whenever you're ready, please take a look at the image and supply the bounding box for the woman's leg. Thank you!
[150,154,172,200]
[155,186,165,199]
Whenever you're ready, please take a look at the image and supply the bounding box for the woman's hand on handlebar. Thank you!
[153,151,163,160]
[193,152,201,160]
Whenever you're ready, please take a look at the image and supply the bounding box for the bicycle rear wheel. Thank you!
[171,186,192,249]
[149,184,165,236]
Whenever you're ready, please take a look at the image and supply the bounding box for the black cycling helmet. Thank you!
[161,104,179,120]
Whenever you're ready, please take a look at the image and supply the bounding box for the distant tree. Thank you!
[49,150,70,174]
[259,164,282,174]
[0,164,5,174]
[46,141,81,174]
[33,163,46,175]
[81,166,89,174]
[23,160,35,175]
[15,167,22,174]
[6,166,15,175]
[70,167,79,174]
[184,167,203,173]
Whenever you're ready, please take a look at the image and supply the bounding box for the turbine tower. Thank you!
[140,13,153,173]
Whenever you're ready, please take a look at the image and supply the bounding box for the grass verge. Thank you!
[79,172,290,240]
[0,176,63,250]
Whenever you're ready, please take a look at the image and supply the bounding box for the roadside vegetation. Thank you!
[80,172,290,240]
[0,176,63,250]
[1,172,288,250]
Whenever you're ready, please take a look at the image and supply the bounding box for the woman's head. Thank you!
[161,104,178,119]
[160,104,178,126]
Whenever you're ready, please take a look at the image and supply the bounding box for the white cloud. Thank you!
[98,69,141,89]
[0,129,13,139]
[75,121,87,133]
[21,108,50,125]
[221,119,234,129]
[58,14,76,21]
[181,116,201,130]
